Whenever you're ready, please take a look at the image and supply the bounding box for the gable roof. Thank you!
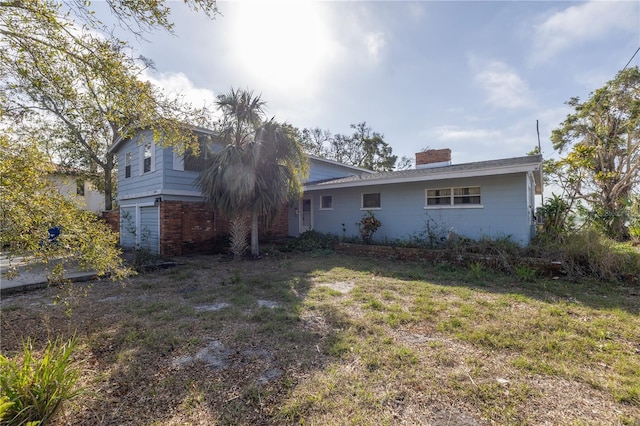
[307,154,376,175]
[304,154,543,194]
[108,125,216,154]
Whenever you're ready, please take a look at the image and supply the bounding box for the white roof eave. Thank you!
[303,163,541,192]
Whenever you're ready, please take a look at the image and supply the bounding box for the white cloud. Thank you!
[531,1,638,63]
[365,32,387,63]
[142,71,217,106]
[472,59,533,109]
[434,125,502,142]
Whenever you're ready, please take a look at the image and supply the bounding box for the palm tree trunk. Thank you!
[229,214,249,258]
[250,210,259,257]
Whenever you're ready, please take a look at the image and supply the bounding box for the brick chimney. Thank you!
[415,148,451,169]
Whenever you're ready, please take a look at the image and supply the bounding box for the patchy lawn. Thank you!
[1,251,639,425]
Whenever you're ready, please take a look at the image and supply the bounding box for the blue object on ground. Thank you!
[48,227,60,243]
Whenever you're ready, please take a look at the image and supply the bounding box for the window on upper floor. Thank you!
[125,152,132,178]
[184,145,208,172]
[174,135,213,172]
[320,195,333,210]
[138,140,155,175]
[143,143,152,173]
[361,192,381,209]
[425,186,481,208]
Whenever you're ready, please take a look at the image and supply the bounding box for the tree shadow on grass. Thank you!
[1,251,637,425]
[0,255,348,424]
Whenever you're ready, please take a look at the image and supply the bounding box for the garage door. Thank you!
[120,206,137,248]
[139,206,159,253]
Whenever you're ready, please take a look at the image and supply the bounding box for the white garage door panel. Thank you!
[139,206,159,253]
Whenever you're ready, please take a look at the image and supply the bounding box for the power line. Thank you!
[621,45,640,72]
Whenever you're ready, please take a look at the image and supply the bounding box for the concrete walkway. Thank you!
[0,255,97,296]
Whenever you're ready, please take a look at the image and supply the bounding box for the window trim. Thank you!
[319,195,333,210]
[125,152,132,179]
[139,141,155,175]
[424,186,482,209]
[361,192,381,210]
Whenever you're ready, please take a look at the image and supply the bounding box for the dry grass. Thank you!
[1,250,639,425]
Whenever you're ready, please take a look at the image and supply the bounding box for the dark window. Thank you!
[426,187,481,207]
[184,135,212,172]
[426,188,451,205]
[362,193,381,209]
[320,195,333,209]
[143,143,152,173]
[125,152,132,178]
[453,187,481,205]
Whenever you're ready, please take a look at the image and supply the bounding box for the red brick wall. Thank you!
[159,201,289,255]
[160,201,217,256]
[101,210,120,234]
[260,205,289,239]
[416,148,451,166]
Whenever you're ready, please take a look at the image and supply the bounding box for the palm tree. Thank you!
[198,88,308,257]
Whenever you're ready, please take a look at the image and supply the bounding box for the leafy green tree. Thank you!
[299,127,331,157]
[396,155,414,170]
[0,132,128,280]
[0,0,216,275]
[1,16,210,211]
[198,89,308,257]
[298,122,398,171]
[551,66,640,239]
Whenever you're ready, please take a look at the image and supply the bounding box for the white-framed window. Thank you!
[361,192,381,210]
[143,143,152,173]
[425,186,481,208]
[139,141,155,175]
[453,187,481,205]
[125,152,132,178]
[320,195,333,210]
[426,188,451,206]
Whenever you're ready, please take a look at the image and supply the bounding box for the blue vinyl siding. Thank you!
[117,130,163,200]
[306,158,368,183]
[306,173,532,246]
[161,146,201,194]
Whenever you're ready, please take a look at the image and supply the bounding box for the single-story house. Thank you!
[108,129,542,254]
[303,149,542,246]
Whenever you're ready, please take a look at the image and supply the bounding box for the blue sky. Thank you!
[111,1,639,166]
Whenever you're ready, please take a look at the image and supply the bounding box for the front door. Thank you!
[299,197,313,233]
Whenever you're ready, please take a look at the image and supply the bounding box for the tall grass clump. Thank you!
[0,337,81,425]
[531,229,640,282]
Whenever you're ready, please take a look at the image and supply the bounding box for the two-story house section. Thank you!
[108,128,372,255]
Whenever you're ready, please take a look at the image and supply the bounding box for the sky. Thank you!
[103,0,640,166]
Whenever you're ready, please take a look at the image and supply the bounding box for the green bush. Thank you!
[280,230,338,252]
[358,211,382,244]
[0,338,81,425]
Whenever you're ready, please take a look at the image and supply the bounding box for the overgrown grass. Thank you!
[528,229,640,281]
[1,253,638,424]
